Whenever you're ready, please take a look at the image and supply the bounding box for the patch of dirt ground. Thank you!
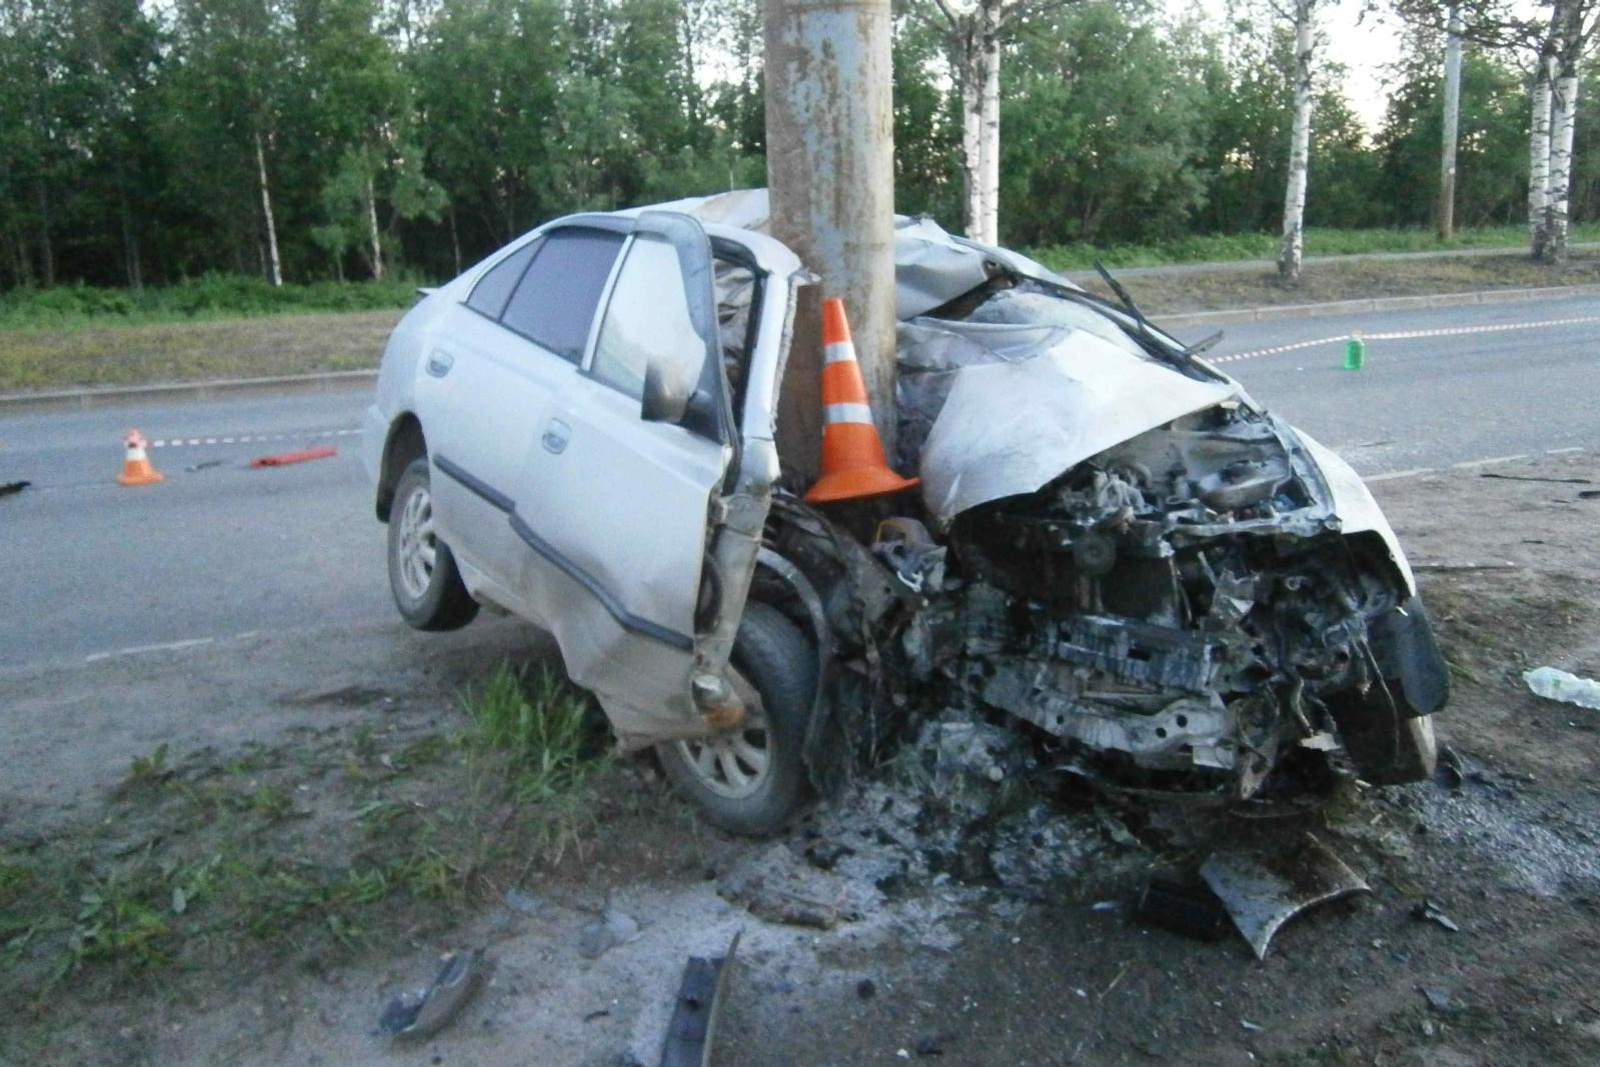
[4,454,1599,1067]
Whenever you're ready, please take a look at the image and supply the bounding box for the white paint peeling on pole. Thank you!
[764,0,896,480]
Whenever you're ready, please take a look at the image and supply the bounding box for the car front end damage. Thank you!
[709,194,1449,801]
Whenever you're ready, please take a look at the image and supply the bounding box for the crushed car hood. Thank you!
[912,326,1238,524]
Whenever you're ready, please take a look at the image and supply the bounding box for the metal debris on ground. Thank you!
[658,932,740,1067]
[0,479,29,496]
[184,458,224,472]
[1523,667,1600,710]
[377,948,487,1041]
[1199,833,1370,959]
[577,908,641,959]
[1412,899,1461,932]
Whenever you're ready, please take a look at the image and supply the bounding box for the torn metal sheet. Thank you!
[1200,834,1369,959]
[659,932,740,1067]
[377,948,487,1041]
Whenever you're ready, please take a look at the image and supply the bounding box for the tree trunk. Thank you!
[1438,6,1463,241]
[120,193,142,289]
[254,130,283,286]
[1277,0,1314,285]
[366,170,384,281]
[34,180,54,287]
[977,0,1002,245]
[1530,51,1556,258]
[959,27,982,241]
[449,205,462,276]
[1546,70,1578,263]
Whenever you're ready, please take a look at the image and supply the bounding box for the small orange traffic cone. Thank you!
[804,298,919,504]
[116,429,164,486]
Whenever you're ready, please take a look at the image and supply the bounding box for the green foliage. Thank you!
[0,0,1590,293]
[461,664,609,804]
[0,274,417,329]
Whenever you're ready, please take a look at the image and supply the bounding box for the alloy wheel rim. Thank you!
[396,484,437,601]
[674,711,771,799]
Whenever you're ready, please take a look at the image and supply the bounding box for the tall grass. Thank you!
[0,273,421,331]
[1028,223,1600,272]
[461,664,610,804]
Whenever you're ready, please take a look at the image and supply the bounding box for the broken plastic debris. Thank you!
[249,445,337,468]
[1523,667,1600,711]
[377,948,486,1041]
[1412,899,1460,932]
[1199,833,1369,959]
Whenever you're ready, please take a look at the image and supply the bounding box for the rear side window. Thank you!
[502,229,625,363]
[465,240,538,318]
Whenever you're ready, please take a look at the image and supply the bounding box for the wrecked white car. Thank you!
[364,190,1447,835]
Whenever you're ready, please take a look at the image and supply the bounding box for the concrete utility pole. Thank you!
[1438,5,1463,240]
[764,0,897,483]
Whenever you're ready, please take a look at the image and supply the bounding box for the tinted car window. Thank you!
[464,239,538,318]
[591,235,708,403]
[502,229,625,363]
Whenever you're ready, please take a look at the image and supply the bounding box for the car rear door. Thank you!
[505,212,735,719]
[421,226,626,607]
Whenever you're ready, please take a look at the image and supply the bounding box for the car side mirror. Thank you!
[642,356,692,425]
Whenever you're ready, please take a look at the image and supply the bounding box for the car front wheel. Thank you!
[387,457,479,631]
[656,602,816,836]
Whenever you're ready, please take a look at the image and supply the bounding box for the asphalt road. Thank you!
[2,292,1597,673]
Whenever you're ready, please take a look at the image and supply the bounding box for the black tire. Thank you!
[386,457,479,632]
[656,602,816,836]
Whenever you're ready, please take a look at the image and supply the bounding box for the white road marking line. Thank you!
[1546,446,1584,454]
[85,637,215,663]
[1212,313,1600,365]
[1453,454,1529,469]
[140,427,359,449]
[1365,468,1437,482]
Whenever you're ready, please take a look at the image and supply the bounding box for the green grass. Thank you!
[0,273,420,331]
[1028,223,1600,271]
[461,663,611,805]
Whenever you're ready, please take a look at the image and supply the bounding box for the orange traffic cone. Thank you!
[116,429,164,486]
[804,298,919,504]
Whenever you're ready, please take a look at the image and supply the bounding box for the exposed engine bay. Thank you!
[899,404,1432,798]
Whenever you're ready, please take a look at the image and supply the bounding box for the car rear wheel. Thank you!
[387,457,479,632]
[656,602,815,836]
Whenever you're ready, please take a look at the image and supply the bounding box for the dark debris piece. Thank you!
[0,480,30,497]
[1136,875,1230,942]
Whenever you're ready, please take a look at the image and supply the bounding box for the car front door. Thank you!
[505,212,736,728]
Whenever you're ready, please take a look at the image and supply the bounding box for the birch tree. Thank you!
[1277,0,1316,284]
[923,0,1070,245]
[1540,0,1595,261]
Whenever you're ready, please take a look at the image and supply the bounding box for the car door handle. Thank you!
[542,418,570,454]
[426,350,454,378]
